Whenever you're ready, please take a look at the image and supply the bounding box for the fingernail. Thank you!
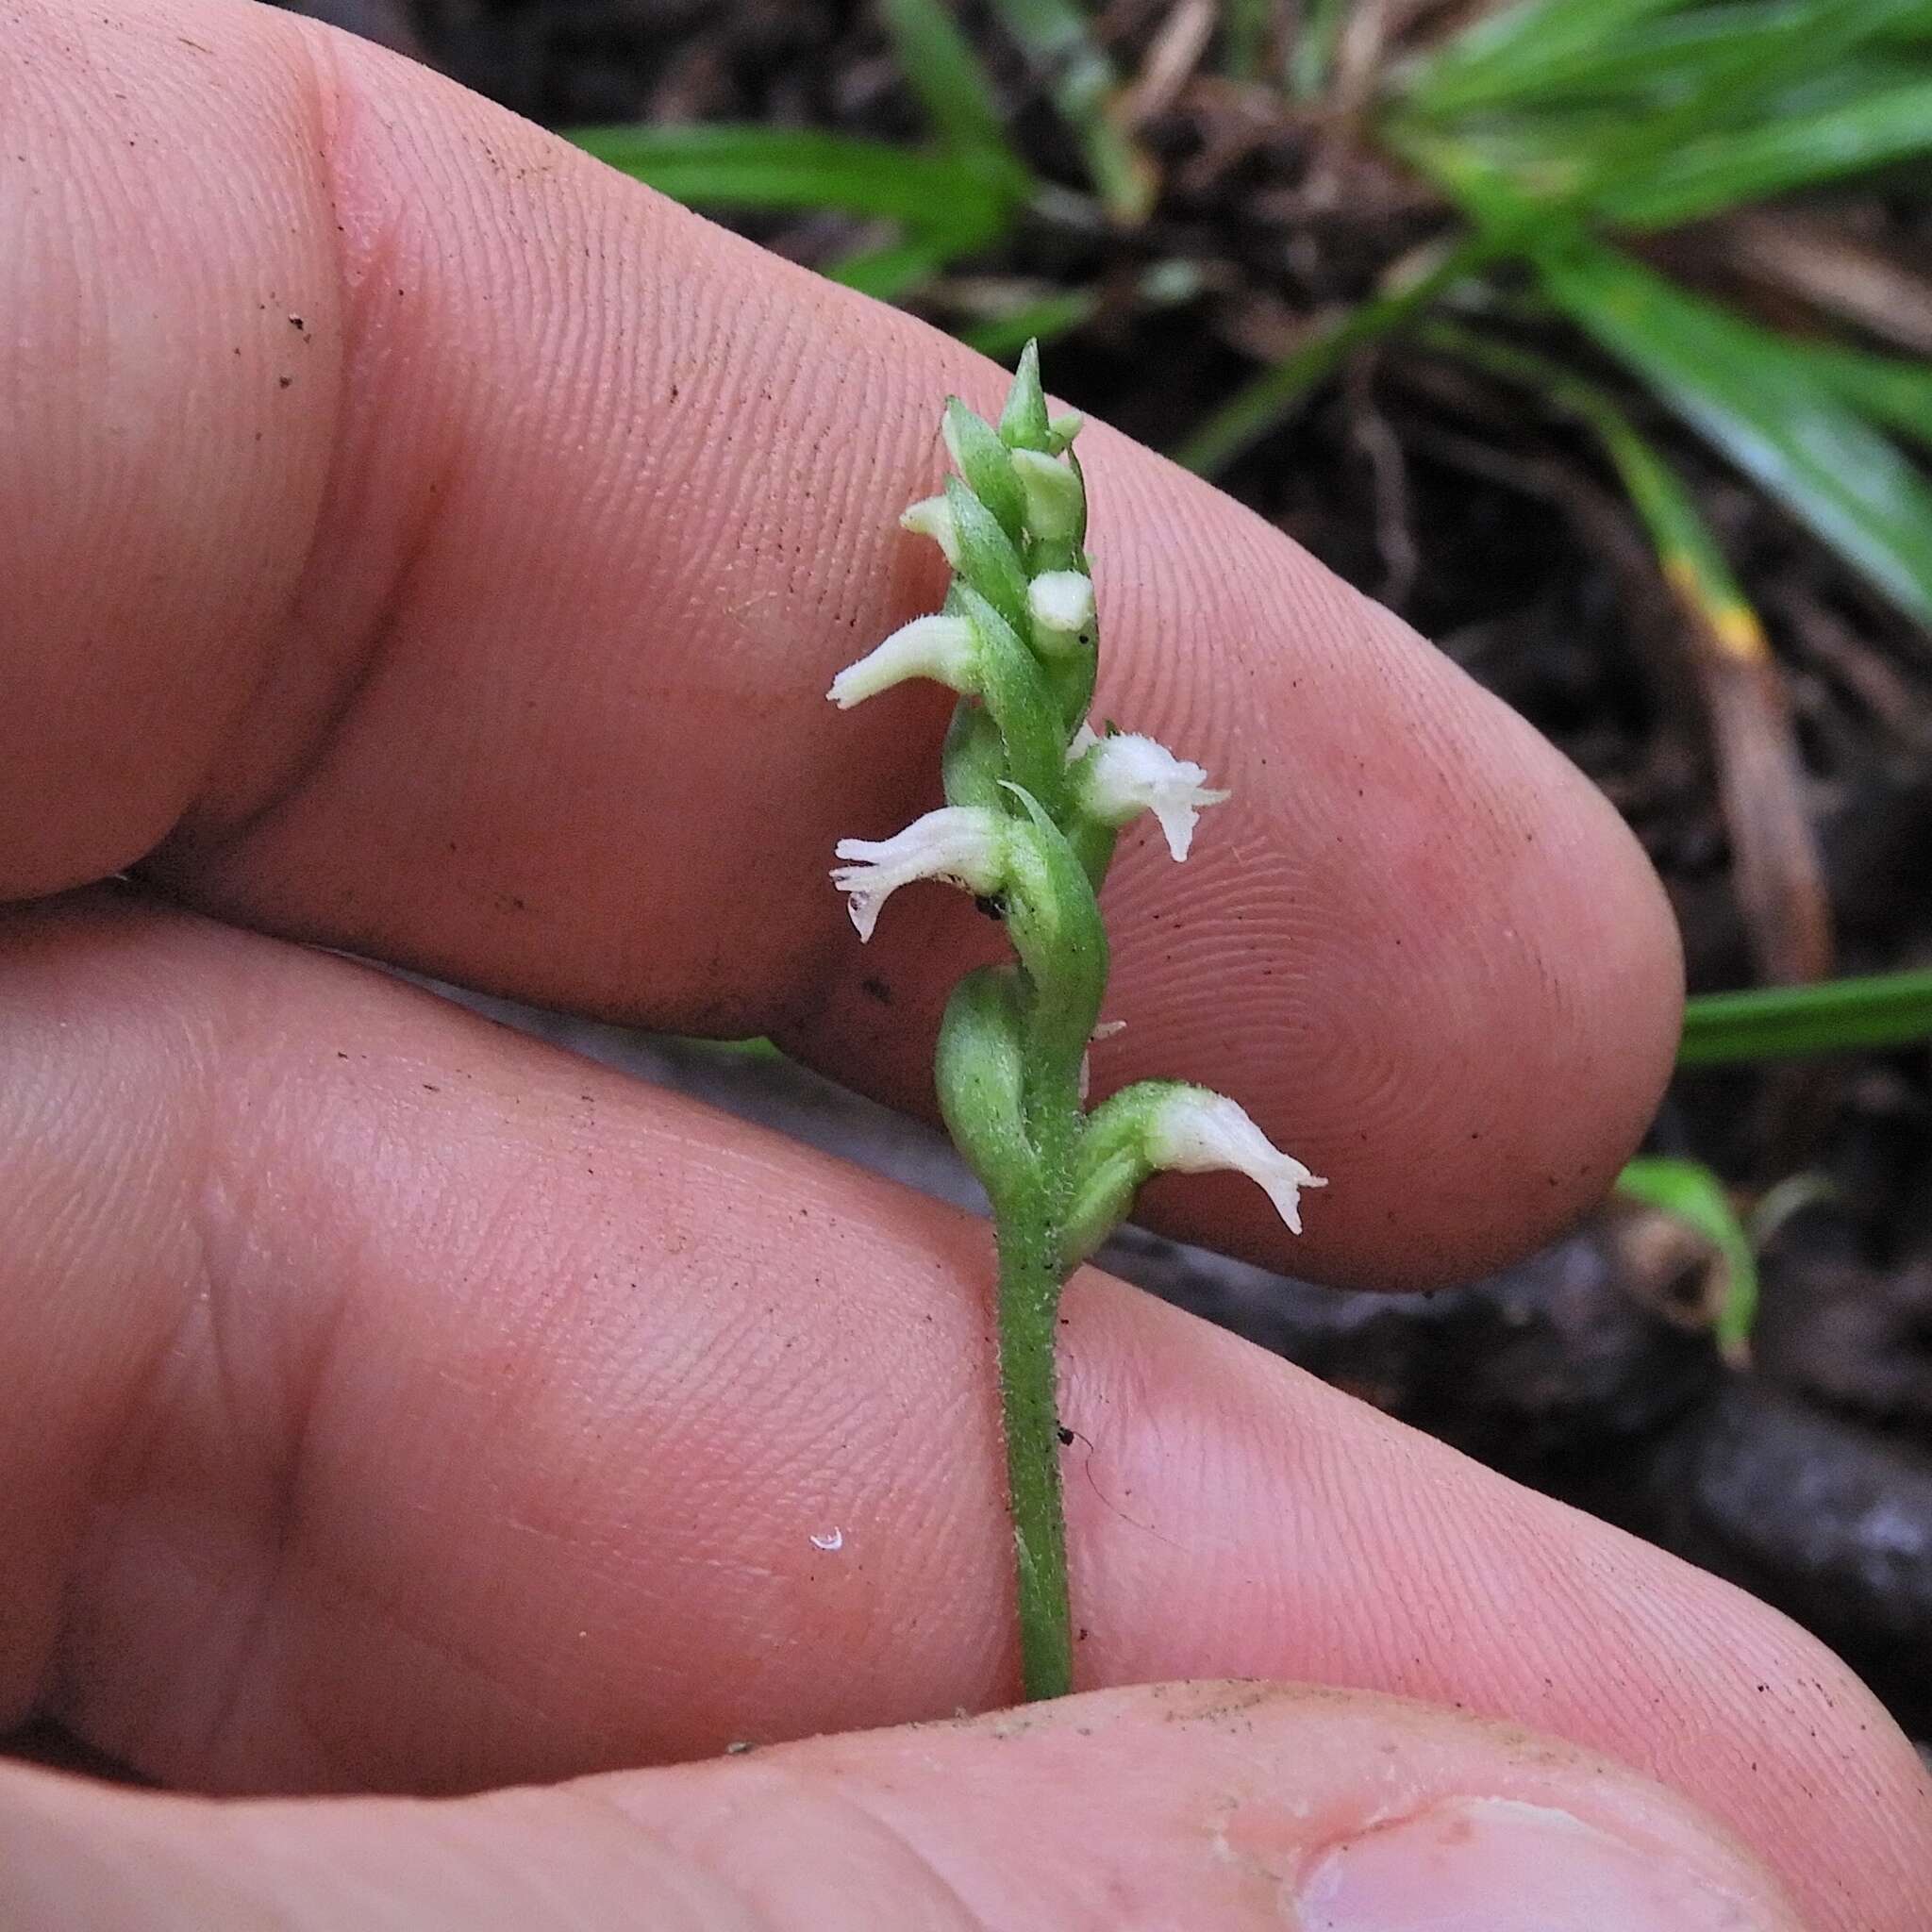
[1295,1796,1774,1930]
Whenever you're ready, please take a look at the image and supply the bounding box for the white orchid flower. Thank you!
[827,614,977,709]
[1144,1090,1325,1235]
[1075,730,1230,860]
[831,806,1007,942]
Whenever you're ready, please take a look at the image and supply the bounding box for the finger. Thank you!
[2,0,1679,1286]
[2,899,1921,1932]
[0,1685,1811,1931]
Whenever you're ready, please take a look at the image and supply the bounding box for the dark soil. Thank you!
[279,0,1932,1748]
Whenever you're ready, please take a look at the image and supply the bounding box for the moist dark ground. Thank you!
[283,0,1932,1749]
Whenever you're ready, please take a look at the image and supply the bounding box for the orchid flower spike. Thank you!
[1074,730,1231,860]
[1144,1089,1326,1235]
[831,806,1006,942]
[828,614,977,709]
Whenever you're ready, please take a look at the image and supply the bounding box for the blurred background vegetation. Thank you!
[285,0,1932,1755]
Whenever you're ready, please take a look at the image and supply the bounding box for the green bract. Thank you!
[828,344,1324,1700]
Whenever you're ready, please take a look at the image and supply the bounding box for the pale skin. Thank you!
[1,2,1927,1925]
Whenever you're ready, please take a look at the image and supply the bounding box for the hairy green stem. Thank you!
[999,1039,1082,1699]
[997,1192,1074,1701]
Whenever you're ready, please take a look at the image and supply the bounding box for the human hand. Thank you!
[3,2,1927,1925]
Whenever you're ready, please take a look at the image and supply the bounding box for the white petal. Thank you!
[830,807,1006,942]
[827,614,976,709]
[900,494,961,567]
[1027,570,1095,653]
[1144,1091,1324,1235]
[1079,732,1231,859]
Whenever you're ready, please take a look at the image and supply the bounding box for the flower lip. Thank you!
[1076,731,1231,860]
[1144,1089,1324,1234]
[831,806,1008,942]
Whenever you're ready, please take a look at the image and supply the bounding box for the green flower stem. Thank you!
[996,1184,1075,1701]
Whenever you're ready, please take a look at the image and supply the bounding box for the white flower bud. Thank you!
[1010,448,1085,546]
[900,494,961,567]
[1077,732,1230,860]
[1144,1091,1324,1235]
[831,807,1006,942]
[1027,571,1095,655]
[827,614,977,709]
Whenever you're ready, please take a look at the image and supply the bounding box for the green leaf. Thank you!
[1615,1156,1758,1358]
[1538,240,1932,627]
[1399,4,1863,115]
[1770,339,1932,449]
[1395,0,1932,242]
[1397,0,1690,119]
[1223,0,1275,84]
[825,238,955,300]
[569,123,1012,234]
[1174,231,1505,474]
[1289,0,1349,98]
[879,0,1031,191]
[959,290,1098,361]
[1678,969,1932,1063]
[1399,0,1924,129]
[984,0,1158,223]
[1600,76,1932,225]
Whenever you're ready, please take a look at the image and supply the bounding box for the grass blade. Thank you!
[570,124,1012,232]
[1223,0,1275,83]
[1561,0,1926,219]
[1174,230,1504,473]
[959,290,1098,359]
[1398,0,1930,241]
[879,0,1031,188]
[1778,340,1932,448]
[1600,76,1932,225]
[1289,0,1348,99]
[1399,4,1867,113]
[827,238,958,300]
[984,0,1157,223]
[1538,240,1932,628]
[1679,969,1932,1063]
[1398,0,1691,118]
